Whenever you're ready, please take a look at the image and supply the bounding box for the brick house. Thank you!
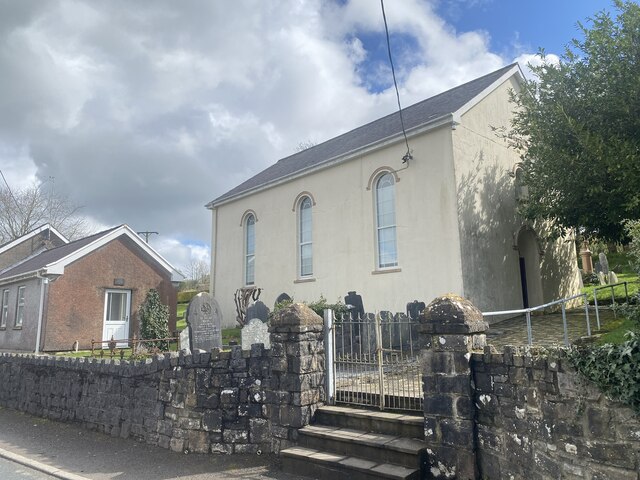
[0,225,182,352]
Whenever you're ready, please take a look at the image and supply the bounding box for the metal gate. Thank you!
[324,309,423,412]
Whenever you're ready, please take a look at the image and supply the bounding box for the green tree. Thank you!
[506,1,640,242]
[139,289,170,349]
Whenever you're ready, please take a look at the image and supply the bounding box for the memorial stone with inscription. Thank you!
[241,318,270,350]
[187,292,222,352]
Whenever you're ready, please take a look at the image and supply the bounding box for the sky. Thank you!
[0,0,616,276]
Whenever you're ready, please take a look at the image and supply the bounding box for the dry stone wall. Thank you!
[0,346,271,454]
[472,346,640,480]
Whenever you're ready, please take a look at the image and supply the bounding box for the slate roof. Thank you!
[0,226,120,280]
[208,63,518,207]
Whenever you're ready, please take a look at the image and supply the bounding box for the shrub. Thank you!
[177,289,199,303]
[270,295,349,319]
[139,289,170,349]
[625,220,640,275]
[566,332,640,413]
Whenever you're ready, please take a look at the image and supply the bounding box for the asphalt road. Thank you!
[0,407,300,480]
[0,456,57,480]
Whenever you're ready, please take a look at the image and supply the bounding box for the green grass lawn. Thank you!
[581,250,640,304]
[595,316,637,345]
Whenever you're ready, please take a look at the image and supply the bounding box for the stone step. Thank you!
[297,424,425,469]
[315,405,423,439]
[281,446,420,480]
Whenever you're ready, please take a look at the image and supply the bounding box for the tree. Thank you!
[0,181,90,244]
[139,289,170,349]
[505,1,640,242]
[180,258,209,291]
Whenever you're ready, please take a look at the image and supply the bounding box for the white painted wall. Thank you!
[211,125,464,327]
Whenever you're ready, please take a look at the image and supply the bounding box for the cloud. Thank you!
[0,0,532,272]
[513,52,561,80]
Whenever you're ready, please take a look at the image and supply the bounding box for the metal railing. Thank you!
[482,293,590,346]
[90,335,178,358]
[592,281,629,330]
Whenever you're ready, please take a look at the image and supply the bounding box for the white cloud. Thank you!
[513,52,561,80]
[0,0,519,269]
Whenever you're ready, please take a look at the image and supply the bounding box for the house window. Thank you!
[375,172,398,268]
[298,196,313,277]
[244,214,256,285]
[1,289,8,328]
[15,286,25,328]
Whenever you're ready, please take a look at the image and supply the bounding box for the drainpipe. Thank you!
[35,273,48,354]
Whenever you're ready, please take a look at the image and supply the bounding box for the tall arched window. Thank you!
[244,214,255,285]
[298,196,313,277]
[375,172,397,268]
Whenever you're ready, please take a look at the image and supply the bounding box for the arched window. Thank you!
[375,172,398,268]
[298,196,313,277]
[244,214,255,285]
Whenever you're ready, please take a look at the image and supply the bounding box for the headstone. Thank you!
[241,318,271,350]
[179,328,191,355]
[187,292,222,352]
[599,253,610,275]
[608,271,618,284]
[246,300,270,323]
[597,271,608,286]
[406,300,426,320]
[344,291,365,319]
[275,292,292,307]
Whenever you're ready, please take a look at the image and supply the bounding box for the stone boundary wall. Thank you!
[0,346,271,455]
[472,346,640,479]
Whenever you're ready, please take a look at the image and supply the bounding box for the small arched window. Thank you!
[515,167,529,201]
[244,214,256,285]
[375,172,398,268]
[298,196,313,277]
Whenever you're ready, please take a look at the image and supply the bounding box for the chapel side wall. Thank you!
[0,277,41,351]
[473,348,640,479]
[451,76,524,311]
[44,237,177,352]
[212,126,464,327]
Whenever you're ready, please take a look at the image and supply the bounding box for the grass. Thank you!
[580,250,640,304]
[595,316,637,345]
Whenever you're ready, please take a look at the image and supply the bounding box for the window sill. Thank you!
[371,267,402,275]
[294,277,316,284]
[13,326,22,330]
[0,327,5,331]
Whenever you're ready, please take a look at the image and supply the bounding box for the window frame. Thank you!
[1,289,9,328]
[374,172,398,269]
[15,285,25,328]
[244,213,256,286]
[298,196,313,278]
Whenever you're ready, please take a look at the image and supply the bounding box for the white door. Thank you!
[103,290,131,348]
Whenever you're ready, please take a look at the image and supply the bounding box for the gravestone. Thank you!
[344,291,365,319]
[599,253,610,275]
[241,318,270,350]
[275,292,292,307]
[246,300,270,323]
[406,300,426,319]
[608,271,619,284]
[595,261,602,274]
[597,271,608,286]
[179,328,191,355]
[187,292,222,352]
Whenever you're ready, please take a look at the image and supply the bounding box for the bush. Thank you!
[270,295,349,319]
[139,289,170,349]
[625,220,640,275]
[567,332,640,413]
[177,289,199,303]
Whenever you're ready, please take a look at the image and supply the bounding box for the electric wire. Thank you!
[380,0,412,163]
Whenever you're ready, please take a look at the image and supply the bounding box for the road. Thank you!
[0,456,57,480]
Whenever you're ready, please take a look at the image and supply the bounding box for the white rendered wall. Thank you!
[211,125,465,327]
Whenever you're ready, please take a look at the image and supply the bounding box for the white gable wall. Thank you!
[452,76,581,311]
[211,124,465,327]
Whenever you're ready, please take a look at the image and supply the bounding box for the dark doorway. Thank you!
[519,257,529,308]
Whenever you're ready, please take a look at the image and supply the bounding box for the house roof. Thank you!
[0,224,69,256]
[207,63,521,208]
[0,225,184,283]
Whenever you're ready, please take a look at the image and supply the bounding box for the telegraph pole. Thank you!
[137,231,158,243]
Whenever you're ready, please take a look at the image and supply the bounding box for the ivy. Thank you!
[566,332,640,413]
[139,289,170,350]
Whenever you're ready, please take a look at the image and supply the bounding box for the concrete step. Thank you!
[315,405,423,439]
[281,446,420,480]
[298,424,425,469]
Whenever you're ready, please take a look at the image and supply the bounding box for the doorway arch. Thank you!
[516,227,543,308]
